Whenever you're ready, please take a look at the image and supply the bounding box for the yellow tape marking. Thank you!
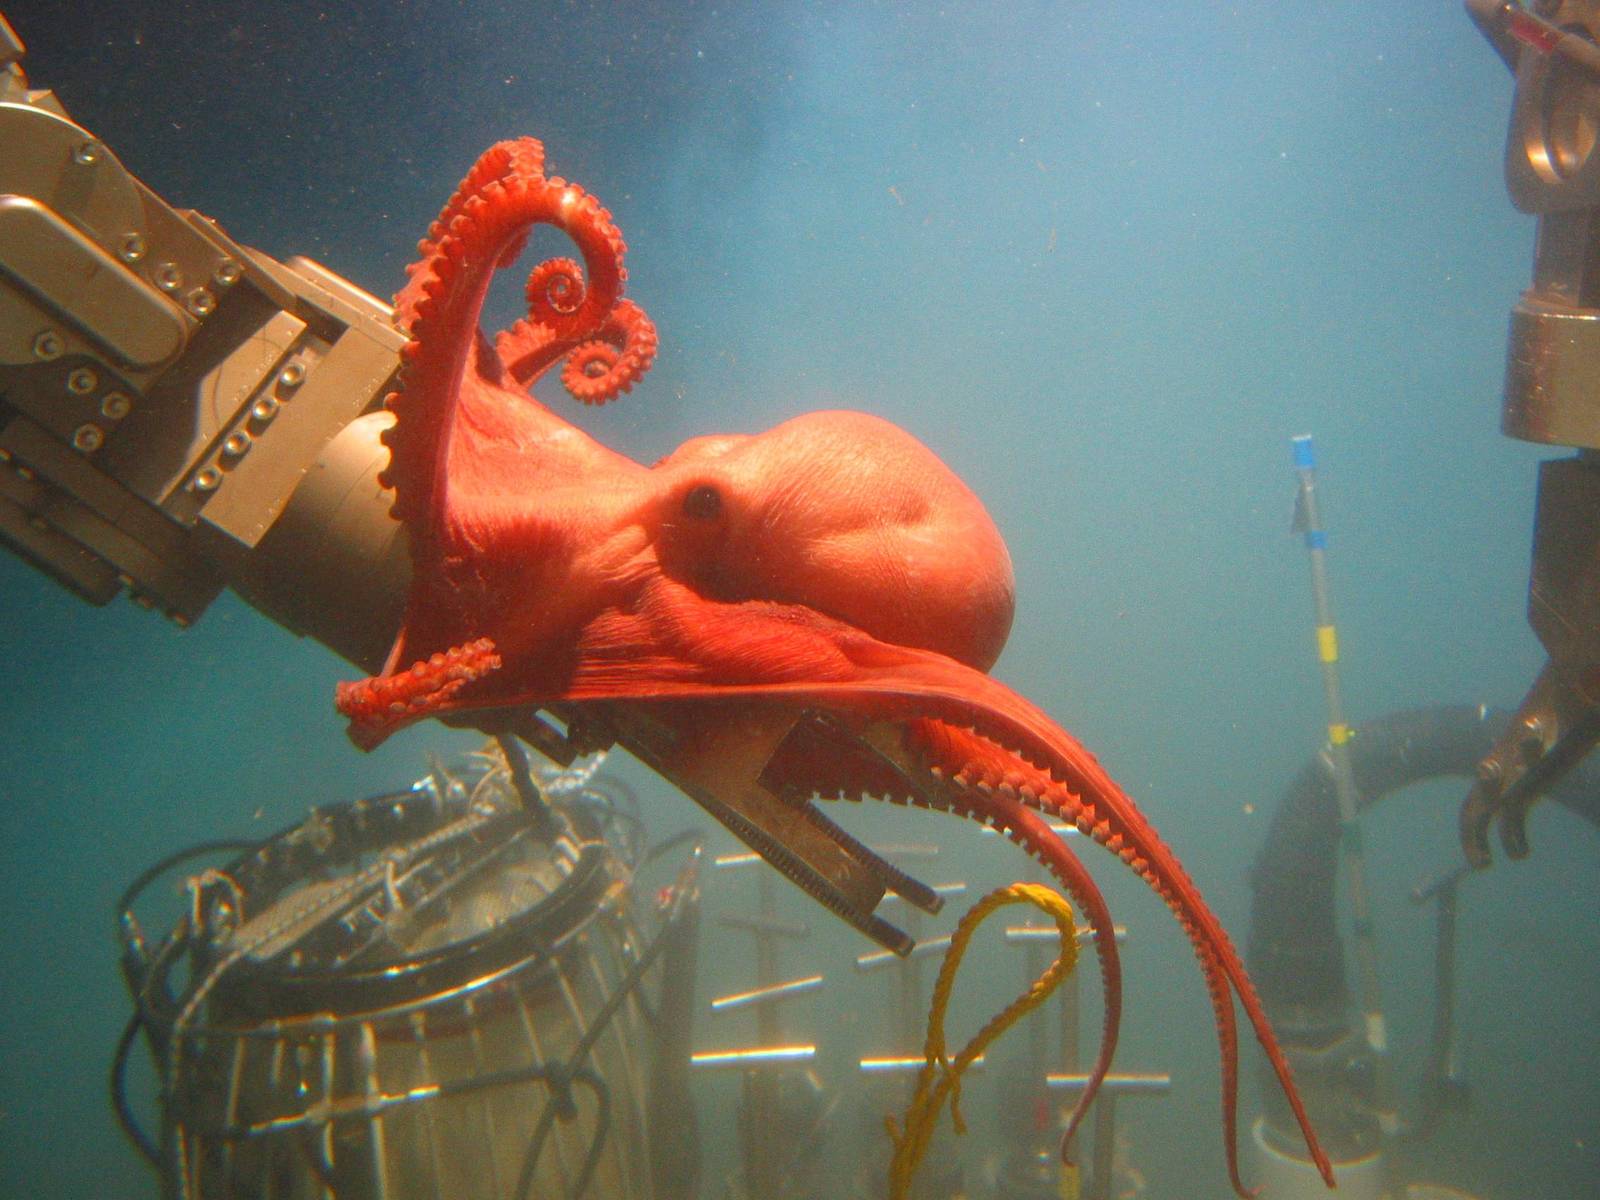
[1316,624,1339,663]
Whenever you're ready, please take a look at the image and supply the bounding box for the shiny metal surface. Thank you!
[0,28,404,638]
[1467,0,1600,865]
[1503,298,1600,445]
[0,193,187,368]
[117,752,678,1200]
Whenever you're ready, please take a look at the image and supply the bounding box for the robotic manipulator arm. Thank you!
[1464,1,1600,867]
[0,15,408,674]
[0,20,957,944]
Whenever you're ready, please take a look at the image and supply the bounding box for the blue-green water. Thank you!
[1,3,1596,1197]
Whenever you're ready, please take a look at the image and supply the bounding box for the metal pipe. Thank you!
[710,974,825,1013]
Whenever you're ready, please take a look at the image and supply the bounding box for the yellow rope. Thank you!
[885,881,1080,1200]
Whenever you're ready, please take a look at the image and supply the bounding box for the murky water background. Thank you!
[2,4,1596,1197]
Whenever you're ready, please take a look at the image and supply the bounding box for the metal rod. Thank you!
[894,906,927,1054]
[979,821,1077,839]
[710,974,825,1014]
[716,912,810,939]
[746,869,782,1195]
[691,1045,817,1069]
[1408,871,1466,1142]
[859,1054,988,1074]
[1044,1072,1170,1094]
[1002,924,1127,944]
[496,734,559,837]
[878,881,968,907]
[854,934,952,971]
[1291,433,1400,1143]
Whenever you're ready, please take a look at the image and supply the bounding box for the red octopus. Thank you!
[336,137,1332,1195]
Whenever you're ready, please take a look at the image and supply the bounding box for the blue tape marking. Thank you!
[1291,435,1315,469]
[1303,530,1327,550]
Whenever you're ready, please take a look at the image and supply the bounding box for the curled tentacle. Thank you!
[524,256,588,333]
[559,301,660,403]
[395,138,548,332]
[492,281,656,404]
[377,143,643,534]
[498,297,659,404]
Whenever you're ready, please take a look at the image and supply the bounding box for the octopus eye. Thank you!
[681,484,723,520]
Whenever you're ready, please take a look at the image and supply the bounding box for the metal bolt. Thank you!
[120,233,147,263]
[278,362,306,389]
[222,430,251,458]
[250,396,280,423]
[32,330,63,360]
[100,392,132,420]
[154,262,182,292]
[72,140,100,165]
[214,260,242,287]
[185,287,217,317]
[1515,714,1549,766]
[192,466,223,492]
[72,423,104,452]
[66,367,98,394]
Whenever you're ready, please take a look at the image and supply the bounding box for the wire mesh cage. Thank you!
[117,748,696,1200]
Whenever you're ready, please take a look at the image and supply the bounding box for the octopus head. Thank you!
[650,409,1016,671]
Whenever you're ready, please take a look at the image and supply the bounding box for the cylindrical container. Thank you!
[1251,1116,1384,1200]
[149,759,659,1200]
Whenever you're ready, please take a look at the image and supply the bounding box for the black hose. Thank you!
[1247,703,1600,1016]
[498,733,560,838]
[109,1012,160,1169]
[1246,702,1600,1153]
[1247,705,1498,1015]
[115,838,261,920]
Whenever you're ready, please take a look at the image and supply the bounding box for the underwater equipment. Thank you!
[991,891,1168,1200]
[1269,426,1600,1196]
[1247,702,1600,1198]
[1462,0,1600,869]
[0,13,1001,981]
[0,15,412,664]
[1288,433,1402,1178]
[112,746,705,1200]
[697,852,829,1200]
[885,882,1081,1200]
